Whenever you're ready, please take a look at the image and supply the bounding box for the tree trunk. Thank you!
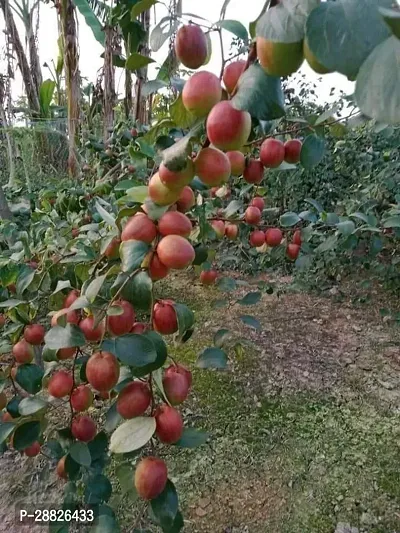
[134,9,150,124]
[60,0,80,178]
[103,25,116,142]
[124,70,132,120]
[0,0,39,114]
[0,186,12,220]
[27,4,43,95]
[0,75,16,187]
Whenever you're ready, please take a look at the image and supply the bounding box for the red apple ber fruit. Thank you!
[225,223,239,240]
[152,300,178,335]
[107,300,136,336]
[116,381,151,419]
[164,364,192,389]
[243,159,264,184]
[48,370,74,398]
[86,351,120,392]
[135,456,168,500]
[244,206,261,225]
[175,24,208,69]
[149,253,170,281]
[162,371,190,405]
[260,138,285,168]
[200,270,218,285]
[265,228,283,247]
[287,243,300,260]
[12,339,34,364]
[24,441,41,457]
[250,230,266,247]
[293,230,302,246]
[71,415,97,442]
[250,196,265,212]
[155,404,184,444]
[79,316,106,342]
[284,139,302,164]
[64,289,80,308]
[71,385,93,411]
[156,235,195,270]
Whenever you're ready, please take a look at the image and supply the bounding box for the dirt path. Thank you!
[1,274,400,533]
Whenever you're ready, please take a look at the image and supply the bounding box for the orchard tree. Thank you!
[0,0,399,531]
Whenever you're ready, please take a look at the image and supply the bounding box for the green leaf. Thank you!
[173,303,195,337]
[197,347,228,369]
[110,417,156,453]
[224,200,242,218]
[150,16,179,52]
[91,515,120,533]
[355,36,400,125]
[136,138,156,159]
[105,403,122,433]
[102,334,157,367]
[95,201,117,228]
[256,0,318,42]
[15,364,44,394]
[315,235,338,253]
[131,0,158,19]
[88,431,108,460]
[232,64,285,121]
[18,397,47,416]
[305,0,392,79]
[120,240,149,273]
[116,464,136,495]
[85,275,107,303]
[280,212,301,227]
[216,277,237,292]
[132,331,168,377]
[237,291,261,305]
[305,198,324,213]
[162,122,202,172]
[85,474,112,504]
[126,186,149,204]
[13,421,40,451]
[142,79,168,97]
[6,396,22,418]
[39,79,56,118]
[213,328,231,348]
[175,428,209,448]
[336,220,356,236]
[383,215,400,228]
[379,6,400,39]
[112,271,152,311]
[52,280,72,295]
[126,53,155,71]
[315,105,339,126]
[300,135,325,169]
[74,0,105,46]
[240,315,261,330]
[150,479,178,529]
[44,324,86,350]
[0,422,15,444]
[170,93,196,129]
[215,19,248,41]
[70,441,91,467]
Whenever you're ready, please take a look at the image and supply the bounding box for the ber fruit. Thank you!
[134,456,168,500]
[71,415,97,442]
[250,197,265,212]
[206,101,252,151]
[86,351,120,392]
[287,243,300,260]
[108,300,136,336]
[244,206,262,225]
[64,289,80,308]
[225,223,239,240]
[159,158,194,190]
[175,24,208,69]
[121,213,157,243]
[182,71,222,117]
[12,339,34,364]
[48,370,74,398]
[23,324,45,345]
[226,151,245,176]
[158,211,192,238]
[200,269,218,285]
[79,316,105,342]
[250,230,266,247]
[194,147,231,187]
[265,228,283,247]
[148,173,181,206]
[211,220,225,239]
[260,138,285,168]
[149,253,170,281]
[152,300,178,335]
[116,381,151,419]
[243,159,264,184]
[157,235,195,270]
[71,385,93,412]
[223,60,246,93]
[155,404,184,444]
[176,186,195,212]
[284,139,302,164]
[24,441,41,457]
[163,371,190,405]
